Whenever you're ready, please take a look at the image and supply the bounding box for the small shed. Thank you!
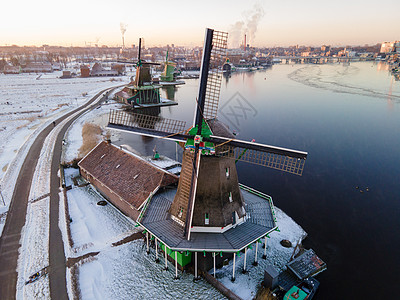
[78,141,179,221]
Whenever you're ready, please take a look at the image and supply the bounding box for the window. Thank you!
[225,167,230,178]
[178,207,183,218]
[205,213,209,225]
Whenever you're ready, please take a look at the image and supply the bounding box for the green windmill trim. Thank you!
[185,120,216,155]
[188,120,213,137]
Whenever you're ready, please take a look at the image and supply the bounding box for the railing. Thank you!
[239,183,277,226]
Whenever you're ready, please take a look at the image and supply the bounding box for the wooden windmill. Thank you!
[108,28,307,243]
[115,38,162,106]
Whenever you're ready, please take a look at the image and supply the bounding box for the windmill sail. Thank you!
[108,110,187,141]
[207,136,307,175]
[202,30,228,120]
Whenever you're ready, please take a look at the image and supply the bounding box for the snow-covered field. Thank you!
[0,71,130,235]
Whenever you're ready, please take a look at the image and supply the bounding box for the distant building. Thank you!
[3,65,20,74]
[78,141,179,221]
[395,41,400,54]
[52,62,62,70]
[22,62,53,73]
[90,62,119,77]
[80,65,90,77]
[80,63,119,77]
[321,45,330,52]
[380,41,395,53]
[60,70,72,79]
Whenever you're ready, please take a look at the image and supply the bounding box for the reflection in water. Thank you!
[223,71,231,84]
[132,106,161,116]
[376,61,390,71]
[162,86,177,101]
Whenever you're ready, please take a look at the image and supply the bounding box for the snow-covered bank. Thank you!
[213,207,306,300]
[62,101,122,163]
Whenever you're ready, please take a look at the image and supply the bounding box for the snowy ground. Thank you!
[61,174,305,300]
[61,179,225,300]
[213,207,306,300]
[0,70,131,235]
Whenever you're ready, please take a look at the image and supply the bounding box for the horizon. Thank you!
[1,0,399,48]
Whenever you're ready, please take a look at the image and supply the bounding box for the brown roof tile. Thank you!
[78,141,178,209]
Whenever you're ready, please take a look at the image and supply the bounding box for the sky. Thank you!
[1,0,399,48]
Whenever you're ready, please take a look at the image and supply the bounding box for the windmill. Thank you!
[115,38,163,107]
[107,28,307,277]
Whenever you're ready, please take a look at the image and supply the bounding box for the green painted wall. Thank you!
[160,244,192,267]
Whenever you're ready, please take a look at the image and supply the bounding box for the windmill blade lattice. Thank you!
[108,110,186,134]
[215,144,306,175]
[202,30,228,120]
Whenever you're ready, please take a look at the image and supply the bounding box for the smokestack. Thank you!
[228,4,264,49]
[138,38,141,61]
[120,22,127,49]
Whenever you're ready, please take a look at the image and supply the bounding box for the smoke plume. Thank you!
[228,4,265,48]
[120,22,127,35]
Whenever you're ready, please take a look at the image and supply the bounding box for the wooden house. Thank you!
[78,141,178,221]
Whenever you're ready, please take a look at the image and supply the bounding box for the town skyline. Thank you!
[2,0,399,48]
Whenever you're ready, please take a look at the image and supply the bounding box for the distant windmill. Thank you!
[120,22,127,49]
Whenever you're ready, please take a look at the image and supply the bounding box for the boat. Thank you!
[283,277,319,300]
[263,249,326,299]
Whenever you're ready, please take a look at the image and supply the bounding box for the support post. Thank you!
[193,252,200,282]
[213,252,216,278]
[231,253,236,282]
[164,246,168,270]
[155,237,159,263]
[262,236,267,259]
[146,232,149,254]
[174,251,178,279]
[242,248,247,274]
[253,242,259,266]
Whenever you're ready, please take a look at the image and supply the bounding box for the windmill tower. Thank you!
[160,50,177,82]
[107,28,307,279]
